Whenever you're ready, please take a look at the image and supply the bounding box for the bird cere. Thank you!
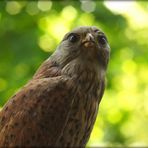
[0,26,110,147]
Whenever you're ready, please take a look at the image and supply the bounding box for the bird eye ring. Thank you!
[98,35,107,45]
[68,33,79,43]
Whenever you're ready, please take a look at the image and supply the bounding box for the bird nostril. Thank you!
[82,34,94,43]
[86,33,94,42]
[81,33,96,48]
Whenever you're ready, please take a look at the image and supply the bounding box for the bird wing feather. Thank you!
[0,76,76,146]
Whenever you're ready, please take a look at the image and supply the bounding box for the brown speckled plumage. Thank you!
[0,26,110,147]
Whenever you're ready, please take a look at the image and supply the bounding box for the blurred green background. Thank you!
[0,1,148,147]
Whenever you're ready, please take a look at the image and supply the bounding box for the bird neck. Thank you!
[61,58,105,92]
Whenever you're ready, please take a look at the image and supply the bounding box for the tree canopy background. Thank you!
[0,1,148,147]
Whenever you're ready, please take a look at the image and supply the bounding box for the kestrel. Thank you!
[0,26,110,147]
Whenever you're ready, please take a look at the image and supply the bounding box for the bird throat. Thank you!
[61,59,101,93]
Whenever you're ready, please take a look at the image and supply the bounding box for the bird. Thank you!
[0,26,110,147]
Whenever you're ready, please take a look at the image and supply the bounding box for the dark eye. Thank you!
[98,35,107,45]
[68,33,79,43]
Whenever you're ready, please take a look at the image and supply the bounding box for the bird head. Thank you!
[52,26,110,71]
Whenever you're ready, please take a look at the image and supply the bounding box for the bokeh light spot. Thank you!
[122,60,137,75]
[78,13,94,26]
[26,2,39,15]
[81,0,96,13]
[104,1,134,14]
[14,63,29,79]
[38,16,48,32]
[38,16,69,42]
[104,1,148,29]
[107,109,122,124]
[6,1,22,15]
[61,6,77,21]
[37,1,52,12]
[38,34,55,52]
[48,20,69,42]
[138,66,148,83]
[121,74,137,90]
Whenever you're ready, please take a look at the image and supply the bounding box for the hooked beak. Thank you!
[82,33,95,48]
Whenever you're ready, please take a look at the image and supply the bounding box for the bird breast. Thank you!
[56,62,101,147]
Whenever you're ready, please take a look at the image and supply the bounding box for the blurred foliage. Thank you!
[0,1,148,147]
